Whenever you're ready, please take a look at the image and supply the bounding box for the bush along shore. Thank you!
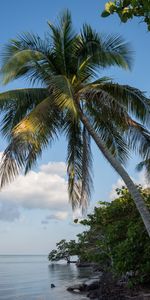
[48,186,150,299]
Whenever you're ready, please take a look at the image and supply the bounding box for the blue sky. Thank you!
[0,0,150,254]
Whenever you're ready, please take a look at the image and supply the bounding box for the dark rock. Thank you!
[51,284,55,288]
[86,282,99,291]
[84,279,100,291]
[67,283,86,292]
[72,289,80,293]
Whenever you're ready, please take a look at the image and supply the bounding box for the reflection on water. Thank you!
[0,256,91,300]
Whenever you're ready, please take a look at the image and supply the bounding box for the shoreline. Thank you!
[67,265,150,300]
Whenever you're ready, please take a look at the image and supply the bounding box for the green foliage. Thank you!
[48,239,79,262]
[55,187,150,284]
[102,1,150,30]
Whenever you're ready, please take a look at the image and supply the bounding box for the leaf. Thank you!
[101,10,111,17]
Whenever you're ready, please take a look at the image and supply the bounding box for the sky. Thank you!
[0,0,150,255]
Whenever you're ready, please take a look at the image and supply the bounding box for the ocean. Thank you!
[0,255,91,300]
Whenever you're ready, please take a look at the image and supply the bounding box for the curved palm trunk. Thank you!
[78,109,150,237]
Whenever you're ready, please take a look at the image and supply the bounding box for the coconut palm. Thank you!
[0,10,150,235]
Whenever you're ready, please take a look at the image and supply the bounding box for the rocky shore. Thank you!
[67,268,150,300]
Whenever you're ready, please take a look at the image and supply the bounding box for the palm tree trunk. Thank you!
[78,109,150,237]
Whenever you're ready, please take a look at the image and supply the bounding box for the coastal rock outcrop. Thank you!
[67,283,86,292]
[67,270,150,299]
[67,277,100,298]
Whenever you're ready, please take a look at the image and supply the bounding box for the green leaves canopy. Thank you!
[48,239,79,262]
[102,1,150,31]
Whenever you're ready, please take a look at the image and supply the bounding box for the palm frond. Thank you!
[124,120,150,175]
[86,100,130,164]
[77,25,132,71]
[64,116,93,212]
[0,88,48,137]
[65,116,83,210]
[1,49,44,84]
[1,33,49,64]
[134,129,150,180]
[96,122,129,165]
[0,97,61,187]
[0,136,26,188]
[79,80,150,125]
[78,24,103,62]
[48,10,77,76]
[102,34,132,69]
[49,75,77,115]
[97,83,150,124]
[0,88,48,109]
[0,33,59,85]
[79,84,130,129]
[87,93,150,165]
[81,83,150,165]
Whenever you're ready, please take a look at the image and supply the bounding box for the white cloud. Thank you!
[0,157,70,222]
[40,162,66,177]
[42,211,68,223]
[110,170,149,200]
[0,162,68,210]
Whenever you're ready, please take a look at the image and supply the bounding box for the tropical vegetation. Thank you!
[102,1,150,30]
[0,11,150,235]
[49,186,150,285]
[48,239,78,263]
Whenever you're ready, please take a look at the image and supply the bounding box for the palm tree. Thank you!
[0,11,150,235]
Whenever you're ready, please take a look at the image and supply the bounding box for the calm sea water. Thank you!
[0,255,91,300]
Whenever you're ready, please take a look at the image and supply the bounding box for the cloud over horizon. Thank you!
[0,159,69,222]
[0,152,148,223]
